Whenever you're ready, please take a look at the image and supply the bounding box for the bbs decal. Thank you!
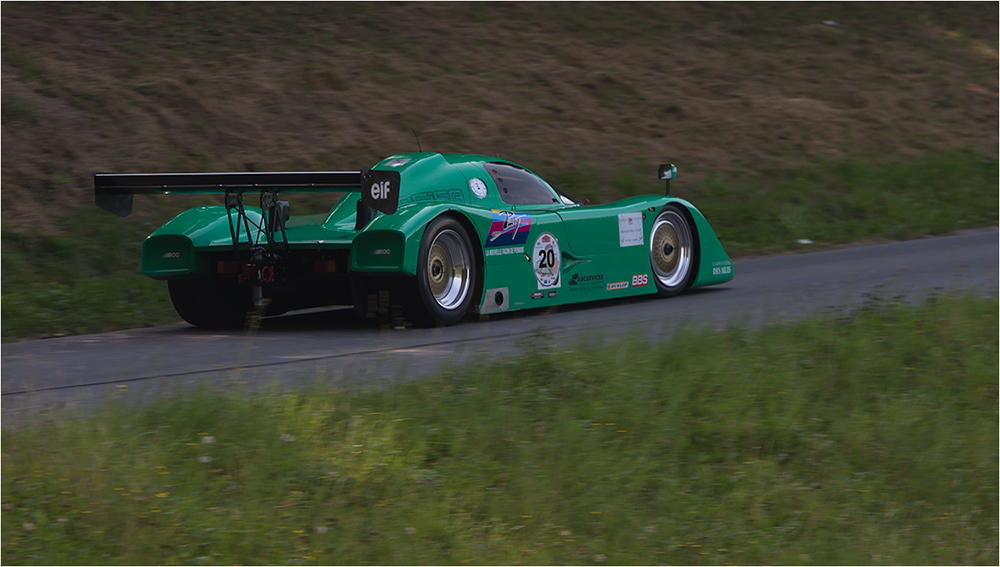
[631,274,649,287]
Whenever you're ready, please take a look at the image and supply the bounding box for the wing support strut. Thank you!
[223,189,293,307]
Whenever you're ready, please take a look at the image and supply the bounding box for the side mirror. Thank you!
[657,163,677,195]
[657,163,677,181]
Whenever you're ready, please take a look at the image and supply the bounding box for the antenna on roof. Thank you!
[413,130,422,153]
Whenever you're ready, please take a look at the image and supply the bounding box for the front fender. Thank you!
[667,197,734,288]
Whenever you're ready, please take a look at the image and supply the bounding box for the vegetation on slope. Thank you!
[2,2,997,339]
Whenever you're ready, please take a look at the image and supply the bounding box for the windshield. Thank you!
[483,163,560,205]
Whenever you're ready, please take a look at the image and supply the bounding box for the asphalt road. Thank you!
[3,228,997,422]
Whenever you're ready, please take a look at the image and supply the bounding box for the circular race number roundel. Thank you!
[469,178,488,199]
[532,232,561,289]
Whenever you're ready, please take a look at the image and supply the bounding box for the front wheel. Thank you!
[412,215,478,326]
[649,205,696,297]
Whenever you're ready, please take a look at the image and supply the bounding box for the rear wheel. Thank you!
[649,205,696,297]
[168,278,252,328]
[412,215,477,326]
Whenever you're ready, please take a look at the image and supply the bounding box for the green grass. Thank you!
[690,149,1000,256]
[1,216,179,341]
[549,149,999,256]
[3,294,996,565]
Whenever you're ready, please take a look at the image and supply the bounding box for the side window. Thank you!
[484,163,559,205]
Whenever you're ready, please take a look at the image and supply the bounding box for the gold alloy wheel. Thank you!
[649,208,692,290]
[425,229,471,310]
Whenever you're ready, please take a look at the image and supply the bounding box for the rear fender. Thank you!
[142,206,260,278]
[350,203,492,276]
[148,206,262,247]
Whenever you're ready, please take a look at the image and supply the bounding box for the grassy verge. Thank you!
[687,149,999,257]
[1,215,179,340]
[2,151,997,342]
[3,294,996,565]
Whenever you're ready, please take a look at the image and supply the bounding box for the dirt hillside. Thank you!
[2,2,996,233]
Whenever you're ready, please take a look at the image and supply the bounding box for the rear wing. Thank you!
[94,170,400,217]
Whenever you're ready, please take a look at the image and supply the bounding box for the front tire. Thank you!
[412,215,477,326]
[649,204,696,297]
[168,278,252,328]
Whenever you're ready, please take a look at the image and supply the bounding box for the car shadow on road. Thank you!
[159,286,731,337]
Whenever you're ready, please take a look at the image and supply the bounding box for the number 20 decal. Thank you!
[537,248,556,269]
[532,233,561,289]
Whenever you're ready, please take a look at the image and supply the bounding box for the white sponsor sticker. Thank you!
[619,213,644,247]
[607,281,629,291]
[470,178,488,199]
[712,260,733,275]
[532,233,561,290]
[486,246,524,257]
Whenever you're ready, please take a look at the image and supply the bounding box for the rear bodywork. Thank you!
[96,153,733,320]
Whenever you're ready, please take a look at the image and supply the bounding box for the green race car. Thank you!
[95,153,733,327]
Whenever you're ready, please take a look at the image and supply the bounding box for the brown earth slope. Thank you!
[2,2,997,233]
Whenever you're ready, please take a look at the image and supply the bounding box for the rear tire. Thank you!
[411,215,477,326]
[649,204,696,297]
[168,278,252,328]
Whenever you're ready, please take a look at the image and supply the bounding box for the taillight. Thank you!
[216,261,239,274]
[313,260,337,273]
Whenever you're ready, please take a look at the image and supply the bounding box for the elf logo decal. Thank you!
[370,180,391,200]
[486,210,531,248]
[532,232,561,289]
[606,281,629,291]
[360,169,401,215]
[631,274,648,287]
